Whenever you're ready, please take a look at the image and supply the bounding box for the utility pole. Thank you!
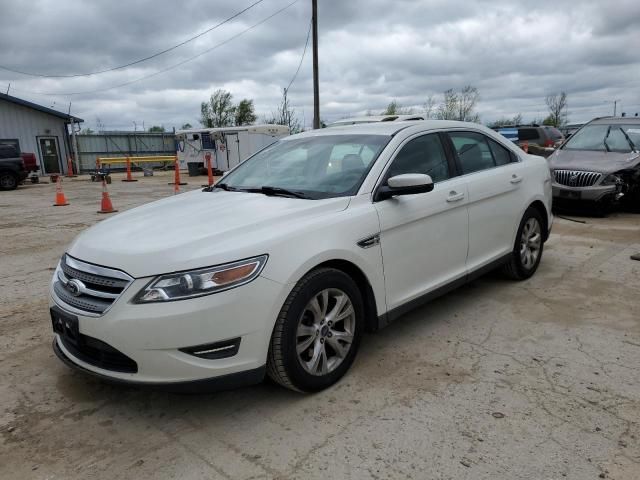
[613,99,620,117]
[312,0,320,129]
[70,117,80,174]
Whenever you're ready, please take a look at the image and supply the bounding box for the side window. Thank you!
[518,128,539,141]
[487,138,514,166]
[387,134,450,183]
[449,132,496,174]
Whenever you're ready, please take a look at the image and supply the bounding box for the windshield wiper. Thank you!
[603,125,612,152]
[619,127,637,152]
[260,186,310,199]
[202,182,236,192]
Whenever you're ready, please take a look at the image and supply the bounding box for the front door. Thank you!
[38,137,61,174]
[374,132,469,311]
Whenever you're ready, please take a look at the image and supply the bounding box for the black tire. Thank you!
[267,268,364,392]
[0,172,18,191]
[503,207,545,280]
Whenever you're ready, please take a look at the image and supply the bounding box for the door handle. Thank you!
[446,191,465,202]
[510,174,523,184]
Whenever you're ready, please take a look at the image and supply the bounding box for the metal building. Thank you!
[0,93,83,175]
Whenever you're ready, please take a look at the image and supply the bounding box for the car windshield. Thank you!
[563,124,640,153]
[217,134,390,199]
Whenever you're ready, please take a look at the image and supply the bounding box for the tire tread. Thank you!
[266,267,339,392]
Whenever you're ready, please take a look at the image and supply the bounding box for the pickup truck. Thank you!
[0,144,28,190]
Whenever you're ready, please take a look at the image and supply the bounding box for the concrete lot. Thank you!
[1,172,639,480]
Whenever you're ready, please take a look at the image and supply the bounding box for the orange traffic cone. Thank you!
[97,179,118,214]
[52,176,70,206]
[168,155,187,193]
[66,157,77,178]
[122,156,137,182]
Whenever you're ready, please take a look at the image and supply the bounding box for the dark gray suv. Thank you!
[493,125,565,148]
[548,117,640,213]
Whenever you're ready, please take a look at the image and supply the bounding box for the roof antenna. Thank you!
[5,83,10,95]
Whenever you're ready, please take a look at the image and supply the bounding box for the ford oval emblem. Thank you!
[66,278,84,297]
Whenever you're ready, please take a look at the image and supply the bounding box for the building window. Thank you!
[0,139,20,153]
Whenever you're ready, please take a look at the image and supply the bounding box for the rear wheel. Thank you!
[0,172,18,190]
[503,207,544,280]
[267,268,363,392]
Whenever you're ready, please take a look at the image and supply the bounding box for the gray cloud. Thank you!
[1,0,638,130]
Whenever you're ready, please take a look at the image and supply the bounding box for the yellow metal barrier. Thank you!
[97,155,176,168]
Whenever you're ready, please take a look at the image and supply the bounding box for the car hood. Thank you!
[549,149,640,174]
[67,190,351,278]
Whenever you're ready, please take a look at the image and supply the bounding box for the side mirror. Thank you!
[375,173,434,201]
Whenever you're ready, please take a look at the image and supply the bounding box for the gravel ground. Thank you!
[1,172,639,480]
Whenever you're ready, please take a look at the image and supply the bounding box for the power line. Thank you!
[4,0,301,97]
[284,19,311,93]
[0,0,266,78]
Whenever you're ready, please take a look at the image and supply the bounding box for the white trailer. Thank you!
[176,124,289,175]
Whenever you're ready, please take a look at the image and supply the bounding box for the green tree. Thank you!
[235,99,257,126]
[80,128,94,134]
[148,125,165,132]
[181,123,193,130]
[201,89,236,128]
[382,100,415,115]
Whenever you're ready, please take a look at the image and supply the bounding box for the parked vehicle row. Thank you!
[50,120,553,392]
[548,116,640,214]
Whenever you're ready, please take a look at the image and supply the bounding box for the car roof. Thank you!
[292,120,479,138]
[588,116,640,125]
[327,114,426,126]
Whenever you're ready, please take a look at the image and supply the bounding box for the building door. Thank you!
[225,133,241,169]
[38,137,61,174]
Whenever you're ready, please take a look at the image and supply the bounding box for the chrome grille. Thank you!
[553,170,602,187]
[52,254,133,316]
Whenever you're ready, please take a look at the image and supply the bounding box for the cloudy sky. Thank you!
[1,0,638,131]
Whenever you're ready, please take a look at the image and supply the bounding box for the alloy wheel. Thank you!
[296,288,355,376]
[520,217,541,269]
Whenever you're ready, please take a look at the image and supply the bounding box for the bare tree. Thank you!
[436,86,480,122]
[265,89,302,133]
[490,113,524,128]
[545,92,568,127]
[200,89,236,128]
[423,95,437,119]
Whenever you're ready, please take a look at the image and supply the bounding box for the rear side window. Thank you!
[449,132,496,174]
[0,145,19,159]
[487,138,514,166]
[518,128,539,141]
[387,134,450,183]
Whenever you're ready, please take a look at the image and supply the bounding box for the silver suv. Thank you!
[548,117,640,213]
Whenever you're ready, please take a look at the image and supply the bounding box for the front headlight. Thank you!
[601,174,622,186]
[133,255,268,303]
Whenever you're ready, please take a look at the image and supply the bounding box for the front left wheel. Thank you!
[267,268,364,392]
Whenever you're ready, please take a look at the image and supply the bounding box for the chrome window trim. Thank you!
[64,254,134,282]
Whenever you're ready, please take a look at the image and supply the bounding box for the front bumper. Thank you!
[50,274,289,386]
[552,182,619,203]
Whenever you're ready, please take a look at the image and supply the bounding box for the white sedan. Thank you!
[50,120,552,392]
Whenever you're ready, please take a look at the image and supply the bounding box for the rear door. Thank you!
[374,132,469,310]
[445,131,527,272]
